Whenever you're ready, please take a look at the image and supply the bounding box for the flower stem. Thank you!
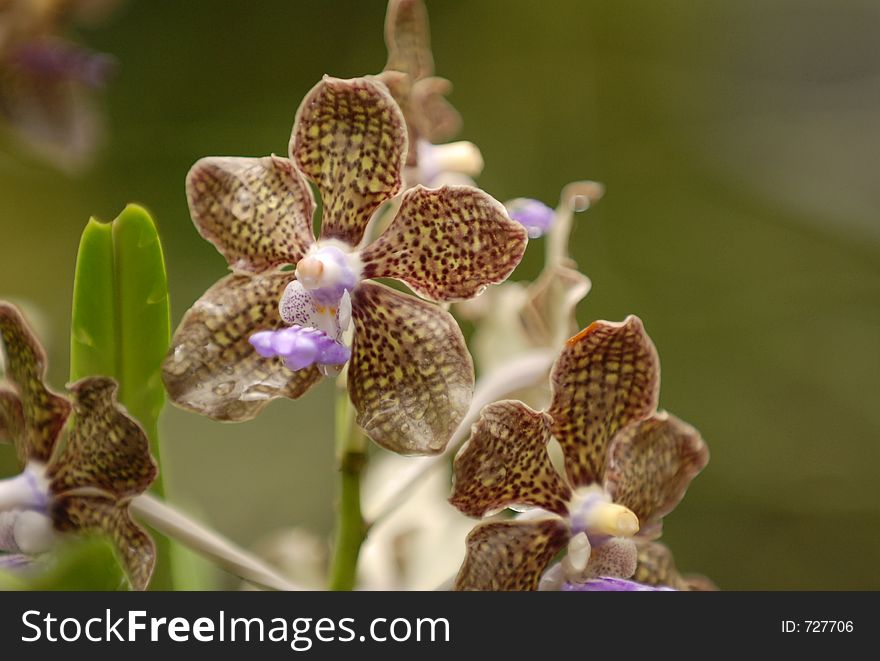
[131,494,301,591]
[327,387,368,591]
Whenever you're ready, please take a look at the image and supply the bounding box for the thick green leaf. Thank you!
[69,204,173,589]
[70,204,170,484]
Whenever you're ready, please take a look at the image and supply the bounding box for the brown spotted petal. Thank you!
[49,377,157,498]
[348,281,473,455]
[548,317,660,488]
[0,302,70,463]
[53,494,155,591]
[0,389,26,463]
[450,400,571,517]
[186,156,315,272]
[162,272,321,421]
[361,185,528,302]
[410,76,462,143]
[454,518,570,591]
[603,412,709,538]
[384,0,434,81]
[290,76,407,248]
[632,541,692,591]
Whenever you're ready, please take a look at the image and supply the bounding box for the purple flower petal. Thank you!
[562,576,675,592]
[506,198,555,238]
[249,325,351,372]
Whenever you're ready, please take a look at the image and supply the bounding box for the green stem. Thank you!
[327,388,368,591]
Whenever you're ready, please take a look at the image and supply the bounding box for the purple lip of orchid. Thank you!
[505,198,555,239]
[249,326,351,372]
[562,577,675,592]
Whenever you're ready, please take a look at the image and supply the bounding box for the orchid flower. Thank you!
[449,316,709,590]
[0,302,157,590]
[163,75,528,456]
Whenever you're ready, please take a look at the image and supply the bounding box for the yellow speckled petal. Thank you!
[53,494,155,591]
[290,76,406,247]
[0,302,70,463]
[49,377,157,498]
[163,272,322,421]
[361,185,528,302]
[632,540,713,591]
[410,76,462,143]
[548,316,660,488]
[186,156,315,272]
[348,281,473,455]
[450,400,571,517]
[384,0,434,81]
[454,518,570,591]
[603,411,709,536]
[0,389,25,462]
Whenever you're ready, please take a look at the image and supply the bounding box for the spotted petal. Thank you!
[348,281,473,455]
[454,518,569,591]
[290,76,406,247]
[49,377,156,498]
[603,412,708,538]
[361,185,528,302]
[632,541,692,591]
[53,494,155,591]
[450,400,571,517]
[0,302,70,463]
[0,389,25,462]
[186,156,315,272]
[548,317,660,488]
[384,0,434,80]
[163,272,321,421]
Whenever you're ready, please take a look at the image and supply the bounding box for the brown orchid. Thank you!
[449,316,709,590]
[379,0,482,188]
[162,75,528,456]
[0,302,157,590]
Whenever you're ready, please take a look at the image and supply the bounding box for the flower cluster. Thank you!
[0,302,157,589]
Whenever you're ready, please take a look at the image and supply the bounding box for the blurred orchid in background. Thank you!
[0,301,157,590]
[0,0,119,171]
[379,0,482,190]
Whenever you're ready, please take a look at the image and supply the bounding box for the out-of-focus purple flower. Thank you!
[10,39,116,88]
[250,326,351,372]
[506,198,555,239]
[562,576,675,592]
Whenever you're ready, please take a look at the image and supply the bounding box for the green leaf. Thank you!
[69,204,174,589]
[70,204,170,485]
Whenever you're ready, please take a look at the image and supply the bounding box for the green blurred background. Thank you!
[2,0,879,589]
